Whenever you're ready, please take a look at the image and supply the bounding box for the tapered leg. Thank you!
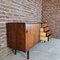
[15,50,16,55]
[44,41,46,43]
[48,37,49,41]
[27,51,29,59]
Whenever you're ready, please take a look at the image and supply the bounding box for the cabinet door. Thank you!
[16,23,25,52]
[26,24,40,51]
[26,24,35,50]
[6,23,17,49]
[26,24,33,51]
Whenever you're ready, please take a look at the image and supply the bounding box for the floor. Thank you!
[1,38,60,60]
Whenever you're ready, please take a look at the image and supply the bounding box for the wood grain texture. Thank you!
[16,23,26,51]
[6,23,17,49]
[6,23,40,52]
[26,24,40,51]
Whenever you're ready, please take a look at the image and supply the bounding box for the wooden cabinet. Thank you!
[6,23,40,59]
[40,23,52,42]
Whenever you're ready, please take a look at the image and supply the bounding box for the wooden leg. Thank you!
[27,51,29,59]
[44,41,46,43]
[15,50,16,55]
[48,37,49,41]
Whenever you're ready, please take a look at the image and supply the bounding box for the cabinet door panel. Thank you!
[6,23,16,49]
[26,24,33,50]
[26,24,40,51]
[16,23,25,52]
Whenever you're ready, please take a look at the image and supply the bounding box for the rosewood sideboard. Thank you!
[6,23,40,59]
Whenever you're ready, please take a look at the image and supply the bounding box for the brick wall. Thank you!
[0,0,42,59]
[0,22,11,59]
[0,0,42,23]
[42,0,60,39]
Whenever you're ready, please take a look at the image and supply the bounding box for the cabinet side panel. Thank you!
[33,24,40,44]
